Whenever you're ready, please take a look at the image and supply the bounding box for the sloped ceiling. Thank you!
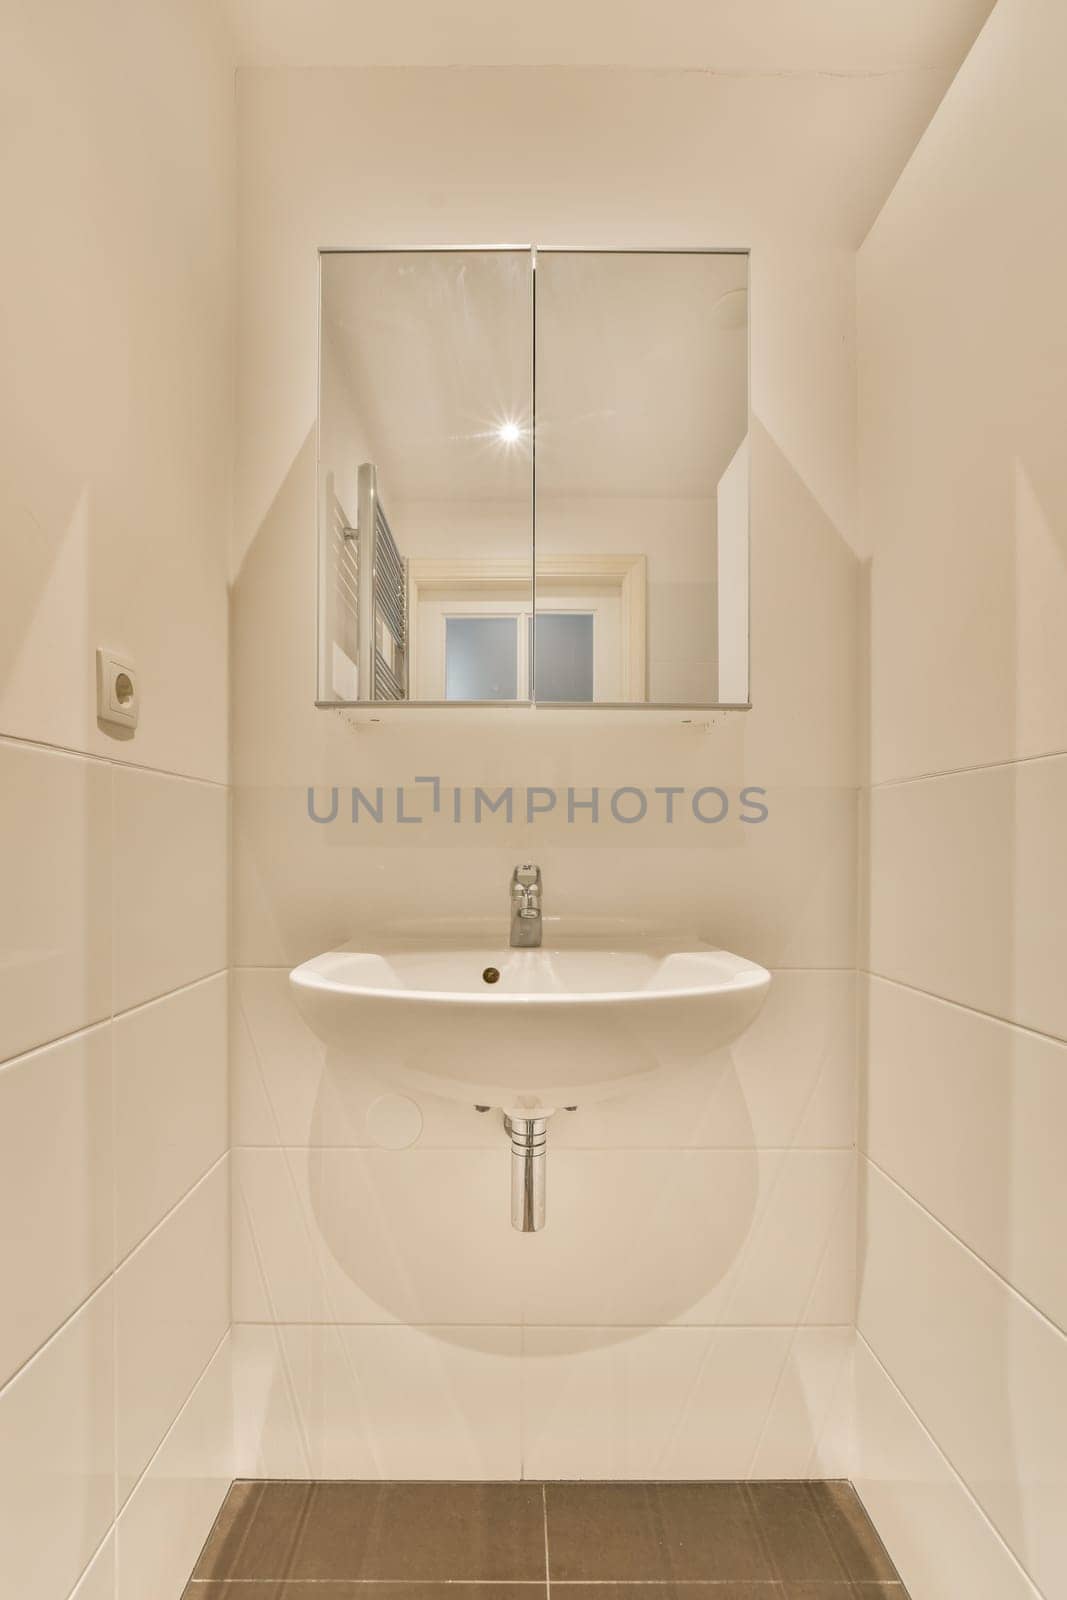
[223,0,996,74]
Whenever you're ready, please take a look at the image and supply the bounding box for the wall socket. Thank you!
[96,649,139,729]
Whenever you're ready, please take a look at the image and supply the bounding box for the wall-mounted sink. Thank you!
[290,930,770,1231]
[290,939,770,1113]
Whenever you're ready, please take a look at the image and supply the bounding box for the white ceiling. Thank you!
[536,252,748,498]
[323,250,533,503]
[224,0,995,73]
[322,250,748,503]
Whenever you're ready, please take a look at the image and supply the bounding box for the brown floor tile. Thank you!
[781,1587,908,1599]
[809,1484,901,1584]
[194,1482,315,1580]
[546,1482,772,1582]
[195,1482,546,1581]
[558,1587,783,1600]
[747,1485,848,1583]
[185,1588,545,1600]
[183,1587,284,1599]
[779,1586,858,1599]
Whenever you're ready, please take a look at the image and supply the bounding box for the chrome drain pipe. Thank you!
[504,1114,548,1232]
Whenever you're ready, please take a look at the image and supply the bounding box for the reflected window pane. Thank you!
[445,616,519,701]
[532,613,595,703]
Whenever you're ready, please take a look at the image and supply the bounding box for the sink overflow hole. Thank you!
[482,967,500,984]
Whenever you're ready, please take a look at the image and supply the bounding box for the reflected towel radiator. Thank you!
[346,462,408,701]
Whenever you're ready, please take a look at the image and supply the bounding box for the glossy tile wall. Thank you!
[854,0,1067,1594]
[0,3,235,1597]
[227,54,971,1481]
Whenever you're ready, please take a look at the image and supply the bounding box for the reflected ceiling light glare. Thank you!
[497,421,522,445]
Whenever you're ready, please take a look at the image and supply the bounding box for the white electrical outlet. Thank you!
[96,649,139,729]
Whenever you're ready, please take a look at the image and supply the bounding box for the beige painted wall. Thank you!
[855,0,1067,1594]
[0,4,235,1597]
[226,59,947,1478]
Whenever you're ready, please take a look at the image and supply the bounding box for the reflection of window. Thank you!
[443,612,595,701]
[531,614,594,702]
[412,555,645,702]
[445,616,518,701]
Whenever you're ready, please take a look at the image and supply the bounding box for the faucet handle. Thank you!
[511,864,542,918]
[509,864,544,946]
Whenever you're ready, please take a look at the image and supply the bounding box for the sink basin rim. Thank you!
[290,944,771,1010]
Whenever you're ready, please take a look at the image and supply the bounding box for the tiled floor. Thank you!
[184,1481,908,1599]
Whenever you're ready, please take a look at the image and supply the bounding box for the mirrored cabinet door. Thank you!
[534,250,749,707]
[316,247,749,709]
[317,249,534,704]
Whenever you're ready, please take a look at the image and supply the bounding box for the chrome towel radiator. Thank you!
[346,462,408,701]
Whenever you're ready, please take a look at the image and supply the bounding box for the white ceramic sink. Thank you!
[290,938,771,1114]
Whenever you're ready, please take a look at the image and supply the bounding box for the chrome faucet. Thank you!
[510,863,543,948]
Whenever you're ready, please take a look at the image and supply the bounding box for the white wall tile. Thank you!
[112,768,227,1013]
[115,1161,229,1506]
[0,1287,115,1600]
[232,967,501,1149]
[868,756,1067,1040]
[752,1326,855,1479]
[69,1534,116,1600]
[858,1163,1067,1598]
[853,1337,1042,1600]
[232,1145,514,1325]
[522,1324,852,1479]
[114,975,228,1259]
[3,5,234,1592]
[233,1322,521,1479]
[529,1149,855,1327]
[861,0,1067,789]
[0,1025,114,1385]
[0,741,112,1063]
[857,6,1067,1594]
[865,976,1067,1334]
[0,2,232,786]
[233,1144,853,1328]
[554,969,856,1149]
[233,780,858,972]
[116,1336,232,1600]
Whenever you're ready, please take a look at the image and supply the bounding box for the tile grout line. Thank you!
[855,1331,1047,1600]
[862,969,1067,1052]
[0,966,229,1076]
[0,727,228,788]
[118,1324,231,1526]
[184,1473,243,1592]
[229,1321,854,1332]
[863,1156,1067,1346]
[869,745,1067,790]
[739,1482,778,1587]
[232,1145,856,1154]
[542,1483,551,1600]
[62,1525,116,1600]
[804,1480,854,1585]
[0,1151,230,1402]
